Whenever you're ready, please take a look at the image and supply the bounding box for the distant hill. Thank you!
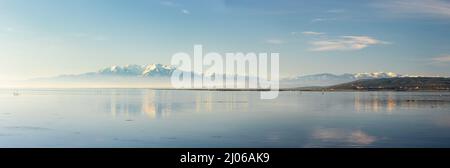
[21,64,255,88]
[281,72,404,88]
[20,64,178,88]
[9,63,448,90]
[326,77,450,91]
[30,64,413,88]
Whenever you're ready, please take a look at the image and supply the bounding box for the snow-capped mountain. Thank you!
[28,64,410,89]
[354,72,401,79]
[26,64,179,88]
[97,64,176,77]
[281,72,404,87]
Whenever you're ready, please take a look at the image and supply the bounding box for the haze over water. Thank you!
[0,89,449,147]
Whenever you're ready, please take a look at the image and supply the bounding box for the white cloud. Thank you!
[181,9,190,14]
[310,35,388,51]
[377,0,450,18]
[301,31,325,36]
[265,39,285,45]
[311,18,336,22]
[432,55,450,63]
[160,1,177,7]
[161,1,190,15]
[312,18,326,22]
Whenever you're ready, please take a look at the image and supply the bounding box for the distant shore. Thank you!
[3,87,449,92]
[152,88,450,92]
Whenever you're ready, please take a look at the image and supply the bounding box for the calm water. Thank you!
[0,89,449,148]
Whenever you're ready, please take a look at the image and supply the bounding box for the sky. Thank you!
[1,0,450,81]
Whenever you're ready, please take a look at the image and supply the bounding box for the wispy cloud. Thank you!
[160,1,178,7]
[312,18,326,22]
[310,36,388,51]
[311,18,337,22]
[161,1,190,15]
[265,39,285,45]
[376,0,450,18]
[432,55,450,63]
[181,9,190,15]
[301,31,325,36]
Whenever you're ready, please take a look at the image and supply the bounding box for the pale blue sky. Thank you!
[1,0,450,80]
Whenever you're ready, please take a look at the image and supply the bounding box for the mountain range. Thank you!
[16,64,437,89]
[25,64,178,88]
[327,77,450,91]
[55,64,176,78]
[280,72,406,87]
[282,77,450,91]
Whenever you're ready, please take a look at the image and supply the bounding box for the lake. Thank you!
[0,89,449,147]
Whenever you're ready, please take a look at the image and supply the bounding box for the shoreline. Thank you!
[1,87,450,92]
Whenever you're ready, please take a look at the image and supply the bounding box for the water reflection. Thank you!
[141,90,173,119]
[435,114,450,127]
[1,89,450,147]
[106,90,450,120]
[387,93,396,113]
[106,90,252,120]
[107,90,176,119]
[311,128,377,147]
[354,92,394,113]
[353,92,450,113]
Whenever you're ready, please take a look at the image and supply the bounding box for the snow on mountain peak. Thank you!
[142,64,176,77]
[354,72,401,79]
[98,64,175,77]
